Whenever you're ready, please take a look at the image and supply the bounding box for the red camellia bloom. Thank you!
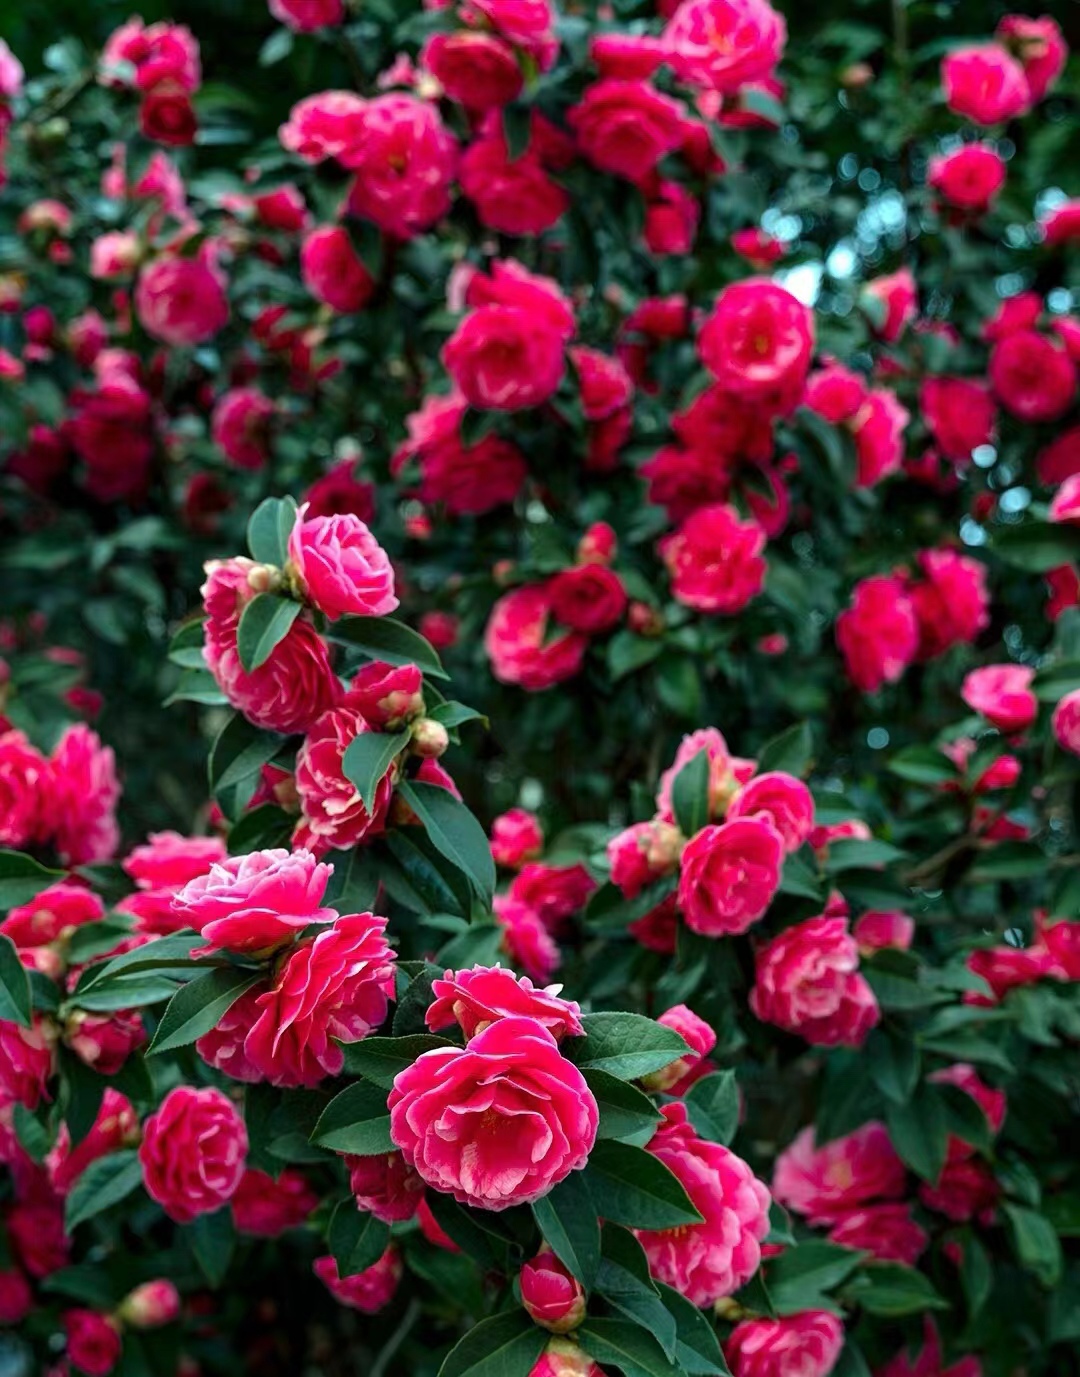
[231,1166,319,1235]
[750,914,880,1046]
[919,1157,1000,1222]
[678,819,783,936]
[300,226,374,313]
[508,862,596,930]
[996,13,1066,101]
[140,82,197,145]
[521,1249,587,1333]
[173,846,336,957]
[314,1249,402,1313]
[567,79,686,182]
[927,143,1006,213]
[662,0,786,93]
[460,120,570,236]
[661,503,767,614]
[941,44,1031,125]
[64,1310,122,1377]
[698,279,814,402]
[139,1085,248,1223]
[394,391,528,514]
[725,1311,845,1377]
[423,31,523,110]
[836,574,918,693]
[135,253,228,346]
[910,548,990,660]
[269,0,343,30]
[485,584,589,689]
[960,664,1037,733]
[425,965,584,1041]
[772,1122,906,1223]
[0,1270,32,1326]
[863,267,917,342]
[279,90,367,163]
[1053,688,1080,756]
[388,1017,598,1210]
[990,329,1076,422]
[443,305,567,411]
[347,661,424,730]
[490,809,544,869]
[0,730,49,849]
[853,910,915,954]
[827,1202,929,1265]
[2,881,104,949]
[288,506,397,620]
[212,387,275,470]
[343,95,457,240]
[48,724,121,865]
[0,1015,55,1109]
[920,377,997,463]
[347,1151,424,1223]
[636,1102,770,1305]
[727,771,814,853]
[294,704,396,854]
[244,912,396,1087]
[548,564,627,633]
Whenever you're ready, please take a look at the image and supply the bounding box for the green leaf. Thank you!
[396,781,495,903]
[654,1284,730,1375]
[0,932,32,1026]
[532,1171,600,1289]
[227,804,294,855]
[578,1318,680,1377]
[969,842,1046,882]
[342,730,409,813]
[767,1241,863,1315]
[844,1262,949,1317]
[311,1082,393,1155]
[0,850,63,913]
[583,1141,702,1230]
[428,701,488,732]
[322,846,382,914]
[339,1034,453,1088]
[502,102,532,161]
[164,668,228,707]
[236,594,302,673]
[887,745,958,786]
[1005,1204,1063,1287]
[825,839,906,872]
[148,968,263,1055]
[259,26,293,64]
[209,714,287,804]
[671,749,711,838]
[584,1069,662,1142]
[758,722,814,776]
[607,630,664,681]
[886,1085,948,1185]
[189,1206,235,1288]
[566,1012,689,1082]
[64,1150,142,1231]
[684,1072,739,1146]
[76,932,204,993]
[329,1198,391,1277]
[597,1228,678,1361]
[779,851,824,901]
[437,1310,548,1377]
[330,615,448,678]
[247,495,297,566]
[993,521,1080,574]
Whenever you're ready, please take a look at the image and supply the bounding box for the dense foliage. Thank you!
[1,1,1080,1375]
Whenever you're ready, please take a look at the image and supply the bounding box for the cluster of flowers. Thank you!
[0,722,119,865]
[100,17,203,147]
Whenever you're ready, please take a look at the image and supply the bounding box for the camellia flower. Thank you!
[347,1151,424,1223]
[139,1085,248,1223]
[231,1166,319,1235]
[135,253,228,346]
[388,1017,598,1210]
[772,1122,906,1224]
[661,503,768,614]
[678,819,784,936]
[426,965,583,1041]
[750,913,880,1046]
[960,664,1037,733]
[726,771,814,853]
[941,44,1031,125]
[661,0,786,94]
[485,584,589,690]
[520,1249,587,1333]
[698,278,814,403]
[725,1311,844,1377]
[314,1249,402,1313]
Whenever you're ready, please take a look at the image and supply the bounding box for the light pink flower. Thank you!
[289,506,397,620]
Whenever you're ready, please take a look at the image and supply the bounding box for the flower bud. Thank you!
[577,522,617,566]
[246,563,283,594]
[644,821,683,870]
[410,718,450,760]
[532,1337,603,1376]
[521,1250,587,1334]
[840,62,874,89]
[627,601,664,636]
[119,1279,181,1329]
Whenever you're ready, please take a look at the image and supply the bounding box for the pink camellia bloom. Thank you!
[48,725,121,866]
[727,772,814,853]
[135,254,228,347]
[0,1016,56,1109]
[879,1319,983,1377]
[521,1249,587,1333]
[990,329,1076,422]
[920,377,997,463]
[47,1092,139,1196]
[636,1102,770,1305]
[426,965,583,1041]
[389,1017,598,1210]
[465,259,575,337]
[422,31,523,110]
[927,143,1006,213]
[942,44,1031,125]
[662,0,785,93]
[548,564,627,633]
[69,370,154,504]
[960,664,1037,733]
[303,460,376,525]
[343,95,457,240]
[173,847,336,958]
[119,1279,181,1329]
[0,38,23,98]
[1053,688,1080,756]
[2,882,104,949]
[139,1085,248,1224]
[827,1201,929,1265]
[910,549,990,661]
[772,1122,906,1224]
[443,306,566,411]
[751,914,880,1047]
[642,1005,716,1094]
[64,1009,145,1075]
[853,910,915,955]
[90,229,142,279]
[300,226,374,314]
[494,895,561,983]
[279,90,367,163]
[656,727,750,822]
[124,831,227,890]
[608,819,682,898]
[0,1269,32,1326]
[852,387,910,488]
[244,913,396,1087]
[212,388,275,470]
[314,1249,402,1313]
[678,819,784,937]
[567,78,686,182]
[996,14,1067,102]
[201,557,341,735]
[698,279,814,402]
[572,350,633,424]
[965,941,1055,1005]
[731,227,788,268]
[1050,474,1080,525]
[661,502,767,614]
[531,1339,604,1377]
[460,119,570,236]
[918,1157,1000,1222]
[196,986,265,1083]
[863,268,917,342]
[268,0,343,30]
[64,1310,122,1377]
[490,809,544,869]
[1042,199,1080,246]
[485,584,589,690]
[347,1152,424,1223]
[347,662,424,730]
[0,731,50,849]
[288,506,397,620]
[725,1311,844,1377]
[1042,918,1080,978]
[6,1193,70,1279]
[294,705,395,855]
[231,1166,318,1235]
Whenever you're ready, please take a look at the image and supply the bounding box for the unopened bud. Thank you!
[521,1250,587,1334]
[411,718,450,759]
[246,564,283,595]
[627,602,665,637]
[840,62,874,89]
[119,1280,181,1329]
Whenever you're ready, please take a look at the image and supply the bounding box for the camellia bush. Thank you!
[3,0,1080,1374]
